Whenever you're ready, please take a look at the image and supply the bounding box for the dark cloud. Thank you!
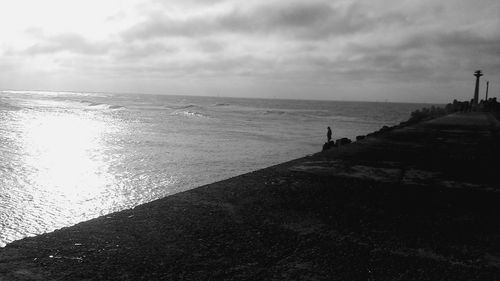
[264,2,334,27]
[283,51,436,85]
[25,33,110,55]
[122,1,412,41]
[432,29,500,56]
[249,2,411,39]
[340,24,500,83]
[123,15,211,39]
[348,31,500,60]
[211,2,341,36]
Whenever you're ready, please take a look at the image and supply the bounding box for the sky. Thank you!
[0,0,499,103]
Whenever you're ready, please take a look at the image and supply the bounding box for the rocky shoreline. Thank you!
[1,112,500,280]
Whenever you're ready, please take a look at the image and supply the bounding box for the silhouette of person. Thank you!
[327,126,332,142]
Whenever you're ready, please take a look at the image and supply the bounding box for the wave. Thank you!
[253,108,384,125]
[164,104,199,110]
[80,100,124,110]
[262,110,287,115]
[253,107,330,116]
[171,110,210,119]
[302,113,387,125]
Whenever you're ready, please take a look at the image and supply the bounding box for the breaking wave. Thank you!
[171,110,210,119]
[80,100,124,110]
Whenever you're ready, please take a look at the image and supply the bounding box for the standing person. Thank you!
[327,126,332,142]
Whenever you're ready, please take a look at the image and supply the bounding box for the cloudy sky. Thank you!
[0,0,498,102]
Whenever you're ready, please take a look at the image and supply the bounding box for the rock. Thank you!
[322,141,337,151]
[336,138,352,146]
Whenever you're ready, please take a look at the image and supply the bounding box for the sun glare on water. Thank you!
[23,113,108,192]
[19,109,116,222]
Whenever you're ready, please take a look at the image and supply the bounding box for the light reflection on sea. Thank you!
[1,104,119,246]
[0,96,179,246]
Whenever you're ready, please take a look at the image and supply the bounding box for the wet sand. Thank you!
[1,112,500,280]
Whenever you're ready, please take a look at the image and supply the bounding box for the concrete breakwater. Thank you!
[1,112,500,280]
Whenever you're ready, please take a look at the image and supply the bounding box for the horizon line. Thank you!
[0,88,445,105]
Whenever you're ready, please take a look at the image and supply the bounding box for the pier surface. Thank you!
[1,112,500,280]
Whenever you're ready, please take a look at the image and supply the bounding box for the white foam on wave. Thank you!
[171,110,210,119]
[80,100,124,110]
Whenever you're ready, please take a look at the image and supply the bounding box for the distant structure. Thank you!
[473,70,483,106]
[486,81,490,100]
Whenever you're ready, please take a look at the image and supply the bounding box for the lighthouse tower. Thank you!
[473,70,483,107]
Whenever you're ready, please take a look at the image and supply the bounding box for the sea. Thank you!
[0,90,432,246]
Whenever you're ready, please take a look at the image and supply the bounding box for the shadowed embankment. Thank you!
[1,112,500,280]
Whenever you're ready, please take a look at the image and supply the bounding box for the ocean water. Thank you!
[0,90,430,246]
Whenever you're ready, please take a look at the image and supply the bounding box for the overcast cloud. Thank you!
[0,0,499,102]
